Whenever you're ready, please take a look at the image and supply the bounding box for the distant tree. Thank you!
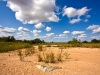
[0,36,15,42]
[68,38,80,44]
[6,36,15,42]
[82,40,88,43]
[91,39,100,43]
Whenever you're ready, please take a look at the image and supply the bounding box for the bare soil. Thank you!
[0,47,100,75]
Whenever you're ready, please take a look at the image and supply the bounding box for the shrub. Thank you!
[57,53,62,62]
[44,52,55,63]
[0,42,32,53]
[38,45,43,51]
[18,50,24,61]
[25,47,34,56]
[37,54,43,62]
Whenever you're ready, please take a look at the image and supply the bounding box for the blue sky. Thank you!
[0,0,100,42]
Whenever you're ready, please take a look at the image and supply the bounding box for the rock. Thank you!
[36,65,58,72]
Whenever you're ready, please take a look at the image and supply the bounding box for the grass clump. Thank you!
[0,42,32,53]
[63,48,70,59]
[44,52,55,63]
[57,49,63,62]
[37,54,43,62]
[38,45,43,51]
[25,47,35,56]
[18,50,24,61]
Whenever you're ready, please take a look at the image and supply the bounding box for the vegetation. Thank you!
[37,54,43,62]
[0,36,45,53]
[0,42,32,53]
[18,50,24,61]
[25,47,35,56]
[38,45,43,51]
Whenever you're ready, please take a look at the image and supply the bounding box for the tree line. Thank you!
[0,36,45,44]
[67,38,100,43]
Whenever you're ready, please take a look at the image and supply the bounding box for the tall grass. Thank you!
[38,45,43,51]
[0,42,32,53]
[57,43,100,48]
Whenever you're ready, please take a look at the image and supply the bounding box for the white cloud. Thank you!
[78,34,87,38]
[0,32,12,37]
[87,24,100,33]
[54,36,68,39]
[33,29,41,36]
[16,31,34,40]
[45,26,51,32]
[0,26,16,37]
[46,33,54,37]
[84,19,88,22]
[18,27,29,32]
[34,23,44,29]
[69,18,81,24]
[63,6,90,18]
[91,36,100,40]
[7,0,59,24]
[63,31,70,34]
[87,25,99,30]
[63,6,90,24]
[86,15,91,18]
[3,27,16,33]
[93,27,100,33]
[72,31,85,35]
[59,34,66,37]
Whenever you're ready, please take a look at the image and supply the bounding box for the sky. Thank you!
[0,0,100,42]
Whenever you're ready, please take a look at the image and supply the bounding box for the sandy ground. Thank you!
[0,46,100,75]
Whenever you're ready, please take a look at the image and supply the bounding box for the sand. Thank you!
[0,47,100,75]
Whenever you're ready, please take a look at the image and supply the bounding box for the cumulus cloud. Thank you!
[63,31,70,34]
[69,18,81,24]
[0,26,16,37]
[33,29,41,36]
[3,27,16,33]
[87,24,100,33]
[16,31,31,40]
[46,33,54,37]
[45,26,51,32]
[54,36,68,39]
[54,31,70,38]
[18,26,29,32]
[91,36,100,40]
[87,25,99,30]
[72,31,85,35]
[0,32,12,37]
[84,19,88,22]
[86,15,91,18]
[63,6,90,18]
[63,6,90,24]
[7,0,59,24]
[78,34,87,38]
[93,27,100,33]
[34,23,44,29]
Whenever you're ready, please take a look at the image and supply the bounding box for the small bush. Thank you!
[49,52,55,63]
[44,53,50,63]
[57,53,62,62]
[44,52,55,63]
[25,47,34,56]
[38,45,43,51]
[0,42,32,53]
[57,49,63,62]
[18,50,24,61]
[37,54,43,62]
[64,52,70,59]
